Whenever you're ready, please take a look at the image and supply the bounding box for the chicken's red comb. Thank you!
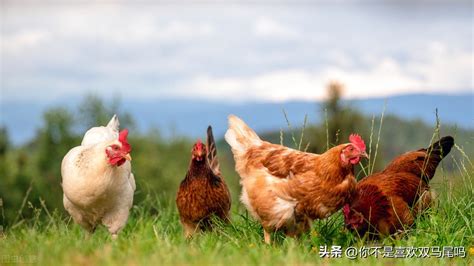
[119,129,131,153]
[349,134,366,151]
[342,204,351,217]
[195,139,203,150]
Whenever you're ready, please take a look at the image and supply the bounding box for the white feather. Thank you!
[272,198,296,226]
[225,115,261,155]
[61,116,135,236]
[240,187,259,220]
[81,114,120,146]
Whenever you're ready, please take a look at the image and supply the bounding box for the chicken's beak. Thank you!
[196,150,205,160]
[196,154,204,161]
[124,153,132,161]
[361,151,368,158]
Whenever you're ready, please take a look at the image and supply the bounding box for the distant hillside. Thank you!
[1,93,473,145]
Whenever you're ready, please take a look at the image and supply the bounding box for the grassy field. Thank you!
[1,167,473,265]
[1,112,473,265]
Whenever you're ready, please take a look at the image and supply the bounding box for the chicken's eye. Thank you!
[112,145,119,151]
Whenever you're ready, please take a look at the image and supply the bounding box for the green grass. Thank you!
[1,171,473,266]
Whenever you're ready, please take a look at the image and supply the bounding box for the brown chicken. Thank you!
[176,126,231,238]
[225,115,368,243]
[343,136,454,237]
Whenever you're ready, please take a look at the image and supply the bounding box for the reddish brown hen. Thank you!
[343,136,454,237]
[225,115,368,243]
[176,126,231,238]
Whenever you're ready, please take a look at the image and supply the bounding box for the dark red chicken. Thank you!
[343,136,454,237]
[176,126,231,237]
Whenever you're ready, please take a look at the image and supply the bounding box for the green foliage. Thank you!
[322,81,366,147]
[0,126,9,156]
[0,127,9,183]
[36,107,77,175]
[78,94,135,130]
[130,131,192,203]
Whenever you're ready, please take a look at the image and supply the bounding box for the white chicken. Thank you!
[61,115,136,239]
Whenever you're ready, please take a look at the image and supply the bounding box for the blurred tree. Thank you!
[0,127,9,178]
[0,127,9,156]
[0,127,9,226]
[78,94,135,130]
[323,81,365,146]
[305,81,374,179]
[325,81,344,144]
[27,107,79,218]
[36,107,77,175]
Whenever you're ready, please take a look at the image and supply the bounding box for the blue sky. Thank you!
[1,1,473,103]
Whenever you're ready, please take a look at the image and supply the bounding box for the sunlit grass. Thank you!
[1,173,472,266]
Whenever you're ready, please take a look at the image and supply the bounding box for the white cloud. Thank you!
[2,30,50,55]
[1,4,472,103]
[179,44,472,102]
[254,17,298,39]
[2,8,215,54]
[2,41,471,102]
[407,42,473,90]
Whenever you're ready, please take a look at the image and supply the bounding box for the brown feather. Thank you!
[241,141,357,230]
[345,136,454,237]
[226,115,363,243]
[176,138,231,238]
[206,126,221,176]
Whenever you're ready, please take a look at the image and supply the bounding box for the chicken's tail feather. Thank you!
[206,125,221,175]
[81,115,120,146]
[426,136,454,159]
[225,115,261,154]
[107,114,120,132]
[420,136,454,181]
